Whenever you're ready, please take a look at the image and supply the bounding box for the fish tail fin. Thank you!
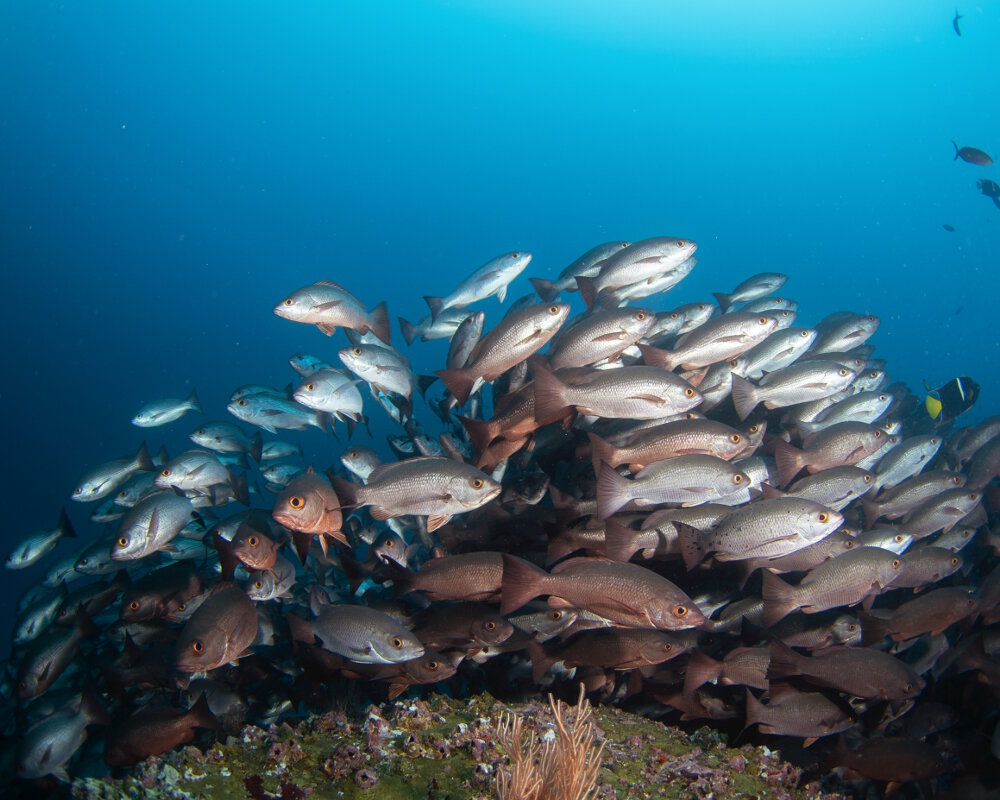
[682,649,722,695]
[230,471,250,506]
[436,367,476,406]
[637,343,679,371]
[188,693,221,731]
[290,531,313,565]
[587,432,618,479]
[527,639,557,683]
[761,571,798,627]
[248,431,263,463]
[532,361,572,426]
[80,690,112,727]
[953,140,960,160]
[730,374,759,422]
[155,445,170,467]
[57,508,77,540]
[742,689,765,732]
[186,388,201,413]
[596,462,632,521]
[858,610,891,645]
[398,316,419,346]
[576,276,598,310]
[545,531,580,564]
[602,518,640,562]
[676,521,709,571]
[416,374,438,399]
[925,393,943,420]
[135,441,155,473]
[424,295,445,320]
[384,560,418,596]
[500,553,547,614]
[772,439,806,488]
[530,277,559,303]
[213,532,239,581]
[370,301,391,345]
[328,475,359,509]
[861,497,881,529]
[458,415,496,460]
[712,291,735,313]
[766,639,803,681]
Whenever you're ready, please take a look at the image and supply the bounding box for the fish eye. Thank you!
[118,489,128,498]
[953,476,963,485]
[758,317,768,325]
[161,469,170,477]
[73,487,82,495]
[674,605,688,617]
[838,368,848,376]
[352,347,362,355]
[951,558,960,566]
[869,371,878,379]
[893,534,903,543]
[891,558,901,569]
[550,611,563,621]
[670,312,679,319]
[818,513,829,523]
[283,298,294,306]
[118,536,129,547]
[548,305,560,314]
[848,624,858,631]
[471,478,484,489]
[192,640,204,654]
[863,474,872,483]
[662,642,672,652]
[677,240,686,247]
[289,496,304,509]
[305,384,314,392]
[635,311,646,321]
[800,330,809,337]
[485,620,496,631]
[749,424,760,434]
[254,580,263,589]
[248,536,258,547]
[729,359,739,368]
[730,434,741,444]
[733,474,744,484]
[684,387,695,398]
[511,252,520,258]
[873,430,882,438]
[238,398,247,406]
[391,637,403,649]
[844,540,856,548]
[904,682,914,693]
[969,493,978,500]
[879,394,888,401]
[177,602,186,611]
[384,539,395,548]
[78,558,88,566]
[129,600,139,611]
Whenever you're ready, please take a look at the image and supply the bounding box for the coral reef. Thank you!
[69,692,845,800]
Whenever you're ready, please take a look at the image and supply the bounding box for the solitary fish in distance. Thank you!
[953,141,992,165]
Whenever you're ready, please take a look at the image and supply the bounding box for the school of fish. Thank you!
[4,235,1000,797]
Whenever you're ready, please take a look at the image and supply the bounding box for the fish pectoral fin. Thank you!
[312,300,343,311]
[802,737,818,748]
[628,394,666,406]
[592,331,629,342]
[427,514,452,532]
[317,323,338,335]
[518,329,546,346]
[369,506,393,521]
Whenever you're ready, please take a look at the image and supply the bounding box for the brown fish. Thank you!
[17,612,99,699]
[120,561,202,622]
[761,546,904,627]
[773,422,887,487]
[231,522,281,572]
[683,646,770,694]
[862,587,979,643]
[768,640,924,700]
[272,467,345,557]
[393,551,505,602]
[500,555,705,630]
[953,140,993,166]
[825,735,945,787]
[412,603,514,649]
[175,584,258,673]
[743,685,853,745]
[528,628,687,682]
[104,695,218,767]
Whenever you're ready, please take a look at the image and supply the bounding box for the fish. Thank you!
[311,604,424,664]
[446,310,485,371]
[71,442,155,502]
[713,272,787,313]
[952,10,962,36]
[17,612,100,699]
[528,628,687,682]
[338,343,434,418]
[260,440,303,460]
[174,584,258,672]
[730,360,859,421]
[292,367,365,426]
[952,140,992,165]
[500,555,705,630]
[5,509,77,570]
[227,391,329,434]
[942,223,956,232]
[546,307,655,370]
[533,363,702,425]
[104,696,218,767]
[188,422,263,462]
[436,302,570,405]
[424,251,532,319]
[111,492,199,561]
[16,692,110,781]
[529,241,630,301]
[334,457,500,532]
[743,685,853,745]
[761,546,905,627]
[274,280,391,343]
[397,307,474,345]
[772,422,887,487]
[392,552,505,602]
[576,236,697,310]
[132,388,201,427]
[288,352,332,377]
[595,455,751,519]
[154,449,248,504]
[825,735,945,788]
[272,467,345,556]
[640,312,778,371]
[862,587,979,642]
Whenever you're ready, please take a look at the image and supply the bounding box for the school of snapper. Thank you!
[4,235,1000,796]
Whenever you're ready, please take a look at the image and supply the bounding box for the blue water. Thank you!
[1,1,998,657]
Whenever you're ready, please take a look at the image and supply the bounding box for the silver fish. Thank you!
[132,388,201,427]
[424,251,532,319]
[274,280,390,343]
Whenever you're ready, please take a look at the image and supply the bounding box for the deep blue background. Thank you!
[2,2,998,659]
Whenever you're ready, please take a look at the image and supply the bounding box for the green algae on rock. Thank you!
[71,693,846,800]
